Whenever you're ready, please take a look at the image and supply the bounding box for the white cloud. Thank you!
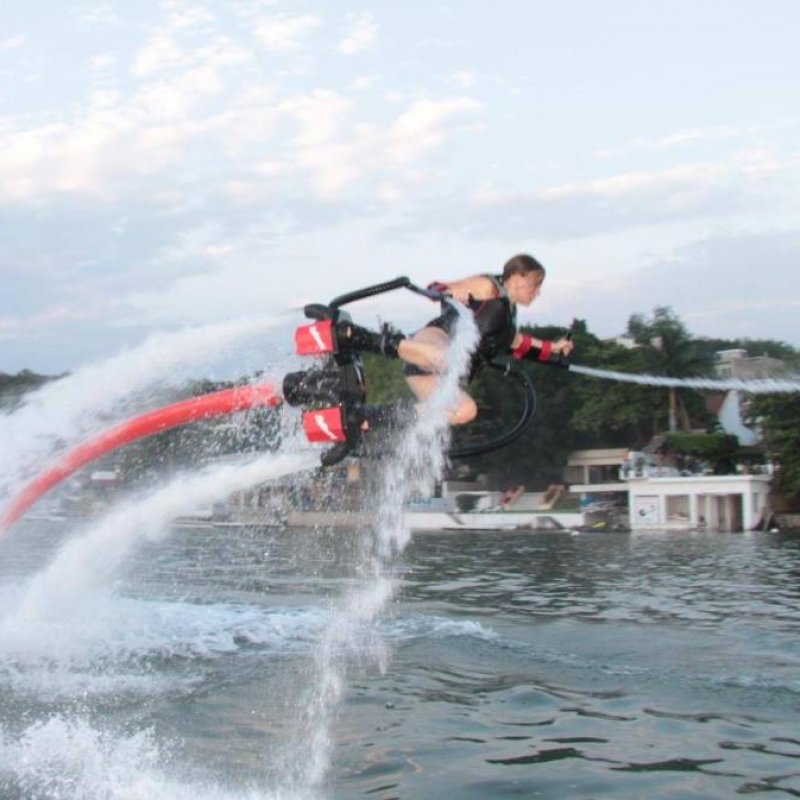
[254,13,321,52]
[0,35,27,52]
[90,53,117,72]
[529,149,799,204]
[0,79,482,206]
[352,75,378,90]
[78,3,124,27]
[446,70,476,89]
[0,26,257,204]
[134,65,224,119]
[279,89,354,148]
[0,305,97,337]
[165,3,216,30]
[337,12,378,55]
[596,119,799,159]
[386,96,481,163]
[289,95,482,197]
[132,30,189,77]
[537,164,728,200]
[132,19,249,78]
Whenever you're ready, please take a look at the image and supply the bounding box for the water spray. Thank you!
[0,384,282,535]
[569,364,800,394]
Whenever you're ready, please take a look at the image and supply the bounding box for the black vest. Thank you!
[428,275,517,376]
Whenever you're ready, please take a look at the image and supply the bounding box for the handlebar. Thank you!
[328,276,446,310]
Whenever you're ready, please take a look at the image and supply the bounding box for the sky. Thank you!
[1,0,799,374]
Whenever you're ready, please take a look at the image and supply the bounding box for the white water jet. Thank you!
[1,303,483,798]
[380,303,480,556]
[3,451,315,635]
[0,314,290,501]
[293,305,480,792]
[570,364,800,394]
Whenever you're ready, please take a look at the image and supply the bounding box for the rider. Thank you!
[338,254,575,427]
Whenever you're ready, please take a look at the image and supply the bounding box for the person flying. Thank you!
[337,253,575,426]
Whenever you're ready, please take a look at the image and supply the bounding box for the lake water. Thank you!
[2,522,800,799]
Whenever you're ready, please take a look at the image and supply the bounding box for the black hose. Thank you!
[447,360,537,459]
[329,277,412,310]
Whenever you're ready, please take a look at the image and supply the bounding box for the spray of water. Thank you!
[0,314,290,502]
[290,306,480,793]
[570,364,800,394]
[3,451,315,635]
[0,715,307,800]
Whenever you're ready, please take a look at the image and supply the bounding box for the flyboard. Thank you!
[0,278,543,534]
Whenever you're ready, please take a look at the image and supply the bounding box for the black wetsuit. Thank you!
[404,275,517,381]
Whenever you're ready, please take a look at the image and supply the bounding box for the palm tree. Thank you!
[627,307,711,432]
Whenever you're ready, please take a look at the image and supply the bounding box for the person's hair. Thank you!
[502,253,545,282]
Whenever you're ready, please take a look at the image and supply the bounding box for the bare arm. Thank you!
[433,275,498,304]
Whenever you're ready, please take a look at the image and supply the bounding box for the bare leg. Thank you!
[396,326,450,373]
[400,327,477,426]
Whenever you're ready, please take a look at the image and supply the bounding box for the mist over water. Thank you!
[0,307,484,799]
[1,452,315,640]
[0,314,290,503]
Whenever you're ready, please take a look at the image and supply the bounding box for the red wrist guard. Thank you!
[539,340,553,362]
[512,333,534,359]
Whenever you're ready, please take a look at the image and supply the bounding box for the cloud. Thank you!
[0,305,96,336]
[283,94,482,197]
[0,35,27,52]
[132,28,251,78]
[254,12,322,52]
[390,147,800,242]
[536,150,796,202]
[132,30,189,77]
[387,96,481,162]
[556,230,800,345]
[596,118,800,159]
[446,70,477,89]
[0,1,480,209]
[164,4,217,31]
[337,12,378,55]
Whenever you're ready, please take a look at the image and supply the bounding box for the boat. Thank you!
[284,485,584,532]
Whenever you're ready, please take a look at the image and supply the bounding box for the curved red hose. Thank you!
[0,384,281,535]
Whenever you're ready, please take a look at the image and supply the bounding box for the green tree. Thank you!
[747,394,800,502]
[362,354,412,403]
[0,369,62,410]
[694,336,799,363]
[449,321,585,489]
[627,307,712,431]
[664,431,740,475]
[570,337,669,446]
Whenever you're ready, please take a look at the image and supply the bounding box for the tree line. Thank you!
[2,307,799,501]
[362,307,800,500]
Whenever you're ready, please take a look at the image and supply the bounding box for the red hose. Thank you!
[0,384,281,535]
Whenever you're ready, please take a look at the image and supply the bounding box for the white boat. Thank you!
[285,486,585,532]
[405,508,582,532]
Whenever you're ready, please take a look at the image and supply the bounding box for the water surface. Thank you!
[2,522,799,799]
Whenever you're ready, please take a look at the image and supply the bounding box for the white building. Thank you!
[626,473,772,532]
[712,348,785,446]
[566,448,773,532]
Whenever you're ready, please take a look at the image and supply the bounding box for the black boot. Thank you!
[336,321,405,358]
